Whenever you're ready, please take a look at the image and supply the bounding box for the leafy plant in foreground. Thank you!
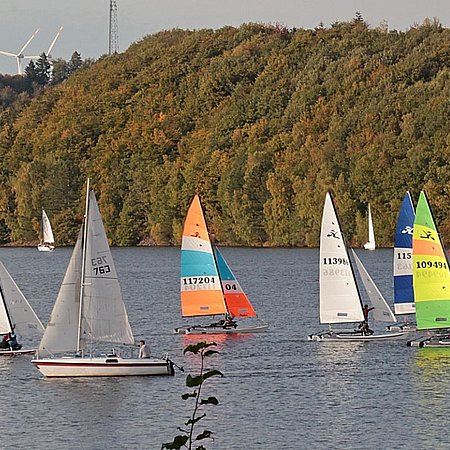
[162,342,223,450]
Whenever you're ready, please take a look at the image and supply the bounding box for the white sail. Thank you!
[41,209,55,244]
[319,193,364,324]
[0,261,44,337]
[81,190,134,346]
[38,229,83,355]
[363,204,376,250]
[351,249,396,323]
[0,291,12,335]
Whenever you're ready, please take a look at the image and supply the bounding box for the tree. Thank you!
[35,53,51,85]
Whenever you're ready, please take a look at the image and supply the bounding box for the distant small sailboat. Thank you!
[363,203,376,251]
[174,194,268,335]
[408,191,450,348]
[308,192,404,342]
[0,261,44,355]
[32,179,174,376]
[37,209,55,252]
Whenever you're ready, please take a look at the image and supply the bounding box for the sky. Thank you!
[0,0,449,75]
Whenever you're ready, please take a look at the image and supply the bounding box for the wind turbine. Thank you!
[0,28,40,75]
[26,26,64,62]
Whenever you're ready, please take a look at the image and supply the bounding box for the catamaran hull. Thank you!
[386,324,417,332]
[32,356,175,377]
[37,244,54,252]
[174,324,268,335]
[308,331,406,342]
[0,348,36,356]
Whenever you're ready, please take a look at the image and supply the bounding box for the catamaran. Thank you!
[387,191,416,332]
[174,194,268,335]
[363,203,376,250]
[0,261,45,355]
[407,191,450,348]
[32,180,174,376]
[308,192,405,342]
[37,209,55,252]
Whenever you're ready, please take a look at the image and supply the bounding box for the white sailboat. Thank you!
[37,209,55,252]
[32,180,174,377]
[363,203,376,251]
[308,192,404,342]
[0,261,45,355]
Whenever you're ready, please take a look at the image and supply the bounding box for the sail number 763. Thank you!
[91,256,111,275]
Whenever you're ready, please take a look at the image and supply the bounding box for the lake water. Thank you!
[0,247,449,449]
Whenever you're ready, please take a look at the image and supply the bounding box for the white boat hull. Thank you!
[0,348,36,356]
[37,244,54,252]
[174,323,268,335]
[32,356,175,377]
[386,324,416,332]
[363,242,375,251]
[308,331,406,342]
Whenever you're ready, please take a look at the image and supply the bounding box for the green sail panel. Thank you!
[413,191,450,330]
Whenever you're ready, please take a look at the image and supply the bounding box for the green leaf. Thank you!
[200,396,219,405]
[181,392,198,400]
[186,374,203,387]
[183,341,217,355]
[186,413,206,426]
[195,430,213,441]
[202,369,223,381]
[161,435,188,449]
[203,350,219,357]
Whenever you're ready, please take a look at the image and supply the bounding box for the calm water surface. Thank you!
[0,247,449,449]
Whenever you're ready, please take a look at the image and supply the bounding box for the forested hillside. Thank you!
[0,19,449,247]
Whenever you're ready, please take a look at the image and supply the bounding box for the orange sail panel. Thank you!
[180,195,227,317]
[215,247,256,317]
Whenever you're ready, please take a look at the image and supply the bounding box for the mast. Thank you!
[76,178,90,353]
[198,195,228,317]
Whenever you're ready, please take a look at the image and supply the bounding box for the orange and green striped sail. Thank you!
[180,195,227,318]
[413,191,450,330]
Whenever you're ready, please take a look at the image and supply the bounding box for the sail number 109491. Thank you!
[416,260,447,269]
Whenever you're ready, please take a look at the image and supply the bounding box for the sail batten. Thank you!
[412,191,450,330]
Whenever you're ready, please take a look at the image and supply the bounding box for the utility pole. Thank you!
[109,0,119,54]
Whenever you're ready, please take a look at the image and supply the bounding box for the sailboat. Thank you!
[174,194,268,335]
[387,191,416,332]
[407,191,450,348]
[363,203,376,250]
[32,180,174,376]
[0,261,45,355]
[308,192,404,342]
[37,209,55,252]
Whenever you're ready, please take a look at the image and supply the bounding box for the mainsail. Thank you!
[41,209,55,244]
[319,192,364,324]
[413,191,450,330]
[393,192,415,314]
[180,195,227,318]
[215,247,256,318]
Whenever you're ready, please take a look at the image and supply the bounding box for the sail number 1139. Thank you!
[323,257,349,265]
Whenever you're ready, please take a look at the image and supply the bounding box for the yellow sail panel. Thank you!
[413,192,450,329]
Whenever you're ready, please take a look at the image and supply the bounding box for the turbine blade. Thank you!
[0,51,17,57]
[23,55,40,59]
[19,28,40,55]
[47,26,63,56]
[17,57,22,75]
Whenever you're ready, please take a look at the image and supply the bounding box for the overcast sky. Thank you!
[0,0,448,74]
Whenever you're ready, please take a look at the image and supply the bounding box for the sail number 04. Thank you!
[91,256,111,275]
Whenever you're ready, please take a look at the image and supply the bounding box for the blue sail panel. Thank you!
[393,192,415,314]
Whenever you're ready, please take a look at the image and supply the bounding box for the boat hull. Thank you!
[0,348,36,356]
[174,323,268,335]
[37,244,54,252]
[363,242,375,251]
[308,331,406,342]
[32,356,174,377]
